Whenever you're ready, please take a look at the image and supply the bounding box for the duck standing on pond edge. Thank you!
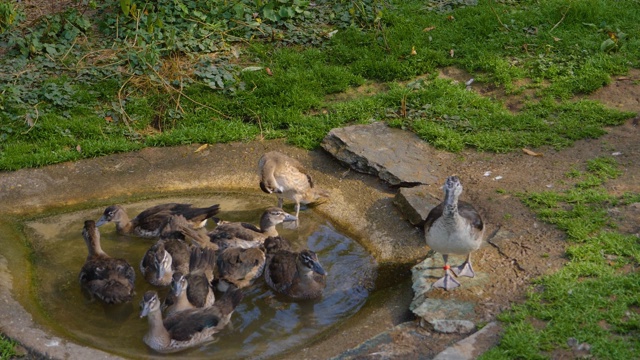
[424,175,485,290]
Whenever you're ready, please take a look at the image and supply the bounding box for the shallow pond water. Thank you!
[24,193,377,359]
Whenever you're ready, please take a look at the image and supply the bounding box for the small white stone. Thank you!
[45,339,60,347]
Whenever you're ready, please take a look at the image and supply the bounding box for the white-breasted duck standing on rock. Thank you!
[96,203,220,238]
[424,175,485,290]
[258,151,329,223]
[201,207,297,251]
[79,220,135,304]
[139,287,244,353]
[263,236,327,300]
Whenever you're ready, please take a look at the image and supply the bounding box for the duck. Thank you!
[263,236,327,300]
[258,151,329,221]
[140,238,191,287]
[424,175,485,290]
[184,247,217,306]
[164,247,217,312]
[206,207,297,250]
[78,220,135,304]
[164,272,195,316]
[215,246,266,292]
[140,287,244,353]
[96,202,220,238]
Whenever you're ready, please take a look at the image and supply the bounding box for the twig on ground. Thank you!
[145,63,229,118]
[549,5,571,33]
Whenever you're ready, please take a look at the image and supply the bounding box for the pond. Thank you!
[23,193,377,359]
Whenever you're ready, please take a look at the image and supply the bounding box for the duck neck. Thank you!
[442,189,459,217]
[259,219,278,237]
[87,237,107,259]
[114,211,132,235]
[146,308,171,347]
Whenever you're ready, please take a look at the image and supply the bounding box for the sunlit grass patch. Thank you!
[484,157,640,359]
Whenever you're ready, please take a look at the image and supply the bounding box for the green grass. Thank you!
[0,334,17,360]
[481,157,640,359]
[0,0,638,170]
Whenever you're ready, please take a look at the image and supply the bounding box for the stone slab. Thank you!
[433,322,503,360]
[393,185,441,226]
[410,256,490,334]
[321,122,438,187]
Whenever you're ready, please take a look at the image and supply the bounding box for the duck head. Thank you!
[171,272,187,297]
[139,291,160,318]
[298,250,326,276]
[260,207,297,229]
[96,205,125,226]
[443,176,463,209]
[154,249,173,281]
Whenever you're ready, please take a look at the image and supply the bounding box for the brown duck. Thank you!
[140,288,244,353]
[79,220,135,304]
[259,151,329,221]
[200,207,297,250]
[96,202,220,238]
[263,236,327,300]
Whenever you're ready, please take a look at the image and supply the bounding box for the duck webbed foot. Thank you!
[432,265,461,290]
[452,256,475,278]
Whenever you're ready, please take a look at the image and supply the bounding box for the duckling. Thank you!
[207,207,297,250]
[216,246,266,292]
[424,175,485,290]
[164,272,195,316]
[96,203,220,238]
[140,235,191,287]
[78,220,135,304]
[140,288,244,353]
[264,237,327,300]
[178,247,217,308]
[258,151,329,220]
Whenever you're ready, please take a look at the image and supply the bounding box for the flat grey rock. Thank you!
[322,122,438,186]
[411,256,490,334]
[432,322,503,360]
[394,185,441,226]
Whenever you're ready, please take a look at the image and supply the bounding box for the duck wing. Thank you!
[217,247,266,289]
[265,250,298,294]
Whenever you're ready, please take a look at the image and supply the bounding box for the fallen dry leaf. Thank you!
[266,67,273,76]
[522,148,543,157]
[423,26,436,32]
[410,46,417,56]
[76,145,82,153]
[194,144,209,153]
[105,116,113,123]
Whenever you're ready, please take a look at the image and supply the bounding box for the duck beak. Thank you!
[139,303,150,318]
[311,261,327,276]
[95,215,108,227]
[283,213,297,222]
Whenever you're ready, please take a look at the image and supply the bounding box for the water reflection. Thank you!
[25,194,376,359]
